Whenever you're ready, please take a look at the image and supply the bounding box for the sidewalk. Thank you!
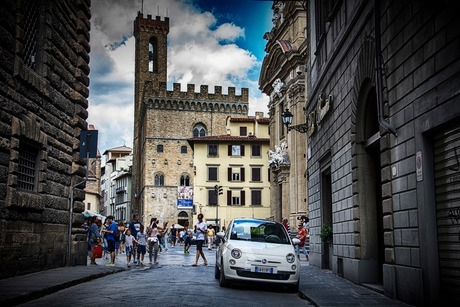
[298,262,411,306]
[0,258,127,306]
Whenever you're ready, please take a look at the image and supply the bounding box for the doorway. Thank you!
[321,166,333,270]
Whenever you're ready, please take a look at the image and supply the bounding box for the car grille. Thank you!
[236,270,291,280]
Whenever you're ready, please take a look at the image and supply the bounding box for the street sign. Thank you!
[79,130,98,158]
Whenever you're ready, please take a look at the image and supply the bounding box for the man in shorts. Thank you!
[102,215,117,266]
[192,213,208,266]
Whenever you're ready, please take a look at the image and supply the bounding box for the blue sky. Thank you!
[88,0,273,156]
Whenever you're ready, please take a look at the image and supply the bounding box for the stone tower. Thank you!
[132,12,249,225]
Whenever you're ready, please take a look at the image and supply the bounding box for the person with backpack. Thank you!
[102,215,118,266]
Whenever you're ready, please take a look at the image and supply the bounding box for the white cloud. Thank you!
[214,23,245,42]
[87,102,134,151]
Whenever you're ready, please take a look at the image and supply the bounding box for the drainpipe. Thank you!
[374,0,397,136]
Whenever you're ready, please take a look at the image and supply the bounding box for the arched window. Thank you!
[193,123,207,138]
[180,174,190,186]
[149,37,158,72]
[154,173,164,186]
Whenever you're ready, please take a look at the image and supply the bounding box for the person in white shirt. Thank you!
[192,213,208,266]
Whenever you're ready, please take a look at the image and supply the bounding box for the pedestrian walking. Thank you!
[119,222,125,254]
[179,229,185,246]
[136,224,148,265]
[183,221,192,254]
[87,216,101,266]
[129,213,142,264]
[124,228,137,267]
[102,215,118,266]
[192,213,208,266]
[170,224,177,247]
[207,225,215,250]
[101,219,109,259]
[296,223,309,261]
[282,217,291,238]
[147,219,162,264]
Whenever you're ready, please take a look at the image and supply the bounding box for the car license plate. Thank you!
[252,266,275,274]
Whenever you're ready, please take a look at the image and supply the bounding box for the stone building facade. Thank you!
[303,0,460,305]
[0,0,91,278]
[131,13,249,226]
[259,2,308,226]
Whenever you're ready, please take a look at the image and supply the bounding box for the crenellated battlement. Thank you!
[144,82,249,103]
[134,12,169,36]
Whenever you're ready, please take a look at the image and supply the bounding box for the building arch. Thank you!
[351,40,386,284]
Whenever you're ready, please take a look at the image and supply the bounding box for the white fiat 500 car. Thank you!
[215,218,301,291]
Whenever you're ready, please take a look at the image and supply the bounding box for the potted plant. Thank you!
[320,225,333,243]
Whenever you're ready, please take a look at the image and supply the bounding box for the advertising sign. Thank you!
[178,186,193,209]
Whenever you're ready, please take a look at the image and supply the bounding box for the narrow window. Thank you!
[17,143,38,191]
[23,0,40,70]
[208,144,218,157]
[251,190,261,206]
[180,175,190,186]
[251,145,261,157]
[208,189,217,205]
[181,146,187,153]
[240,127,247,136]
[208,167,218,181]
[251,167,261,182]
[149,37,158,72]
[157,145,163,153]
[155,174,164,186]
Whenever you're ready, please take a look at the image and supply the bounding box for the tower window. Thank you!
[157,145,163,152]
[180,174,190,186]
[149,37,158,72]
[155,173,164,186]
[181,146,187,153]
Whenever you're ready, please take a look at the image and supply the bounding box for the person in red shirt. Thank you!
[296,223,309,261]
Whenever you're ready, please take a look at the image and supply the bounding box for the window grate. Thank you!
[18,145,38,191]
[23,0,39,70]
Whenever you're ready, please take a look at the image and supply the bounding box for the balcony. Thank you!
[116,186,127,194]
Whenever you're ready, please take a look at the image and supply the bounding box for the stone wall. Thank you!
[0,0,91,278]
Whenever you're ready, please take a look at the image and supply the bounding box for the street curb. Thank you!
[1,267,127,307]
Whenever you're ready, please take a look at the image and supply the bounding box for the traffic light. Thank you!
[214,185,219,195]
[218,186,223,195]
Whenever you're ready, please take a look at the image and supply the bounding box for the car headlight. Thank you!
[231,248,242,259]
[286,253,296,263]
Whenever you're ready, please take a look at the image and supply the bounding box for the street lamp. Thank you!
[281,108,309,133]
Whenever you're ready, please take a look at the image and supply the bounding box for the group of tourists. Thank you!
[85,213,216,267]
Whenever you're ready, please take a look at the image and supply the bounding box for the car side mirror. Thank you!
[292,238,301,245]
[216,231,225,239]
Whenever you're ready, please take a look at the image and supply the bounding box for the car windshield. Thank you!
[229,219,291,244]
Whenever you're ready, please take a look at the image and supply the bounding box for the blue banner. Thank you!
[178,186,193,208]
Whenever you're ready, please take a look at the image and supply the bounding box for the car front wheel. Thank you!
[214,263,220,279]
[219,261,229,287]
